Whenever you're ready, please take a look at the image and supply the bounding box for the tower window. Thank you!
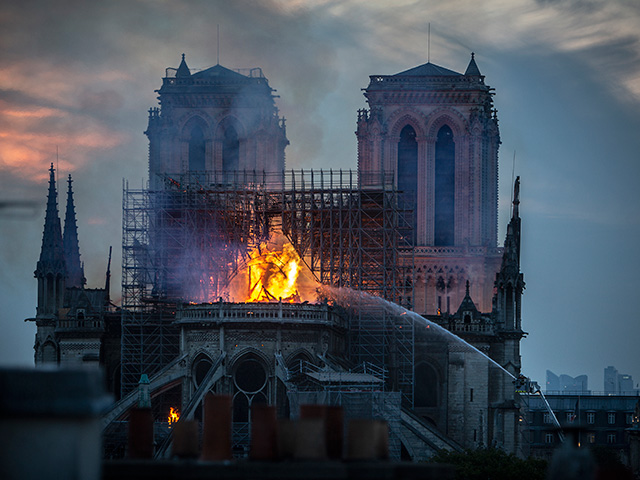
[222,125,239,173]
[188,125,206,171]
[434,125,455,246]
[397,125,418,244]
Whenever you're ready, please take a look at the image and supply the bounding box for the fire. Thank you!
[246,241,301,303]
[168,407,179,427]
[222,234,319,303]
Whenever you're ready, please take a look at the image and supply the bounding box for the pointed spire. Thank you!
[512,175,520,219]
[104,246,112,306]
[464,52,481,76]
[63,175,85,288]
[36,164,66,278]
[500,176,521,273]
[176,53,191,77]
[455,280,479,317]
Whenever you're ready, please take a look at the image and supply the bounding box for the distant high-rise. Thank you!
[605,366,636,394]
[604,366,618,394]
[546,370,588,393]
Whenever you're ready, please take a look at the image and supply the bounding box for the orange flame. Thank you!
[246,241,301,303]
[168,407,179,427]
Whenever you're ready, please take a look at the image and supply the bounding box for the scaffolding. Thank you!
[121,170,415,398]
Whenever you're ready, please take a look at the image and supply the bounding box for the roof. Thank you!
[464,53,481,76]
[394,62,463,77]
[192,64,248,80]
[304,371,384,385]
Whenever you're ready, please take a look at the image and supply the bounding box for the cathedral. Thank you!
[28,52,525,459]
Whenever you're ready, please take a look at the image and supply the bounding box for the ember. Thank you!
[168,407,179,427]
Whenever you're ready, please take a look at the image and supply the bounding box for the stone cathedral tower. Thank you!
[145,55,289,189]
[357,54,501,315]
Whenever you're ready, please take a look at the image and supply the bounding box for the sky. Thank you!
[1,0,639,392]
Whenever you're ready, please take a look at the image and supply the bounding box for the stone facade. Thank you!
[175,302,346,420]
[357,55,500,315]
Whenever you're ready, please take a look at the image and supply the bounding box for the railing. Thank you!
[540,390,640,397]
[153,169,399,192]
[177,302,344,328]
[414,245,503,256]
[449,322,493,334]
[56,318,104,330]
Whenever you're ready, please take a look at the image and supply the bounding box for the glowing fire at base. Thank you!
[168,407,179,427]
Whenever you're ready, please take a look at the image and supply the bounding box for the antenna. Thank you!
[217,24,220,65]
[510,150,516,216]
[428,23,431,63]
[56,146,59,184]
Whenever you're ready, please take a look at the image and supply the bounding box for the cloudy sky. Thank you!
[1,0,639,392]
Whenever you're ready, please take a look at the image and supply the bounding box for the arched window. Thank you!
[398,125,418,244]
[414,363,439,408]
[222,125,239,172]
[188,125,206,171]
[192,353,213,388]
[435,125,455,246]
[232,354,269,424]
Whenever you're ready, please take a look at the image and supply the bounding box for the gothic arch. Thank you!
[229,347,272,375]
[425,107,467,139]
[180,114,212,138]
[231,350,271,423]
[285,348,313,367]
[215,116,246,173]
[214,115,247,142]
[386,109,427,139]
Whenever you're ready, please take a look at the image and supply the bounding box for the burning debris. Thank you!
[168,407,180,428]
[247,241,301,302]
[225,235,318,304]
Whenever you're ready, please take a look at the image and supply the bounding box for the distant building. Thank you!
[605,366,619,394]
[546,370,589,394]
[525,393,640,467]
[605,366,638,395]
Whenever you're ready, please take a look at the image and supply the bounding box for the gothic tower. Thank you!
[357,54,501,314]
[31,167,113,367]
[33,164,66,362]
[146,54,289,189]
